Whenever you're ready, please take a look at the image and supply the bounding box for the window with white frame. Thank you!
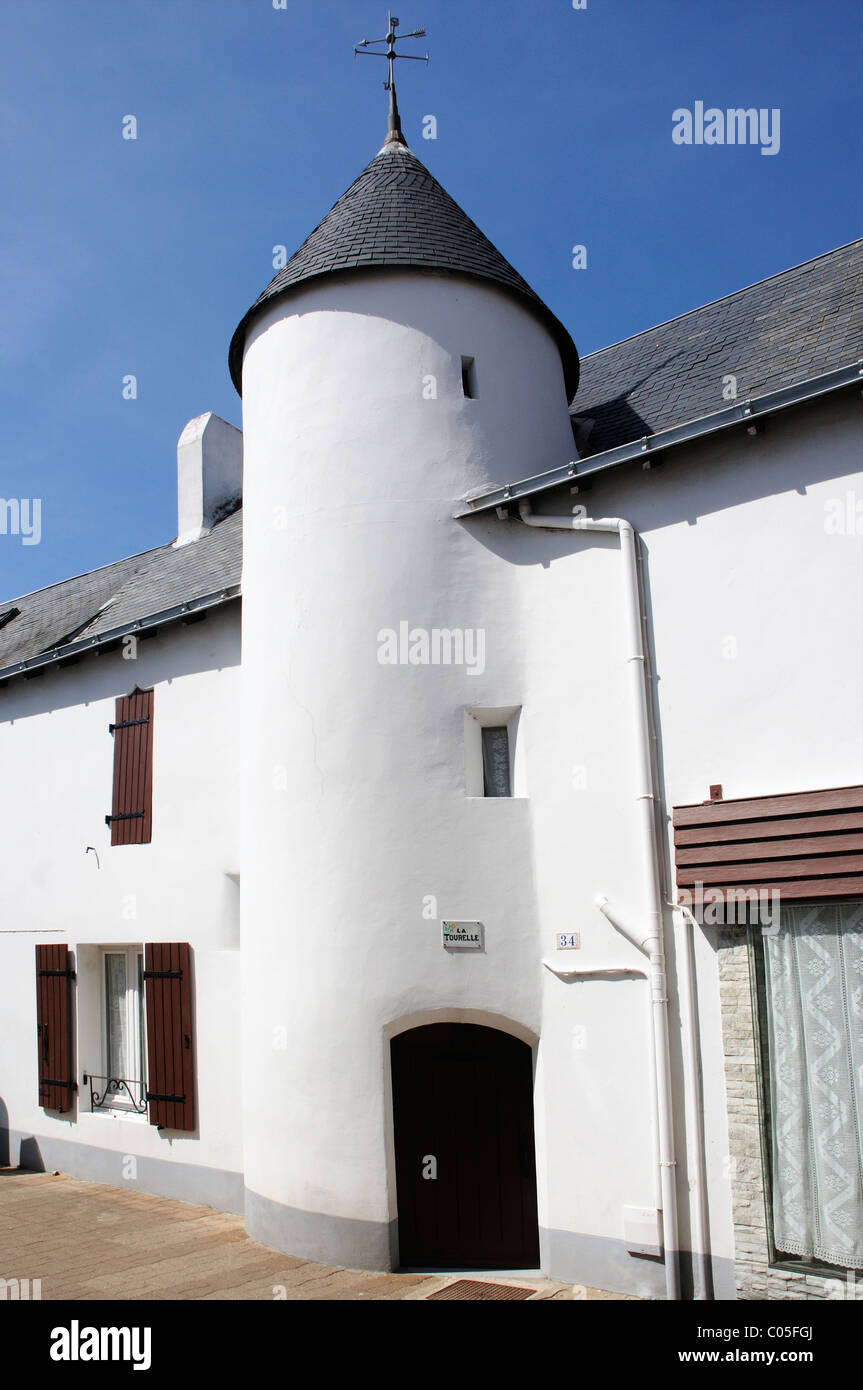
[87,946,147,1114]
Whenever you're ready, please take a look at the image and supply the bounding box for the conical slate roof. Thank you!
[228,140,579,399]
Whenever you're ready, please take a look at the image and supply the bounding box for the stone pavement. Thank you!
[0,1168,635,1301]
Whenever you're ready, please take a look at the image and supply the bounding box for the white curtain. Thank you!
[481,726,511,797]
[763,901,863,1269]
[104,952,128,1082]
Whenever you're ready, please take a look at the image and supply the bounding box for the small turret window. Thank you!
[481,727,511,797]
[461,356,477,399]
[465,707,522,797]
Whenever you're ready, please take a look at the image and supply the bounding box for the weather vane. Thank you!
[355,11,429,145]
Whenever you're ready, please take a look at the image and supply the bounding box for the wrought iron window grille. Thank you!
[83,1072,147,1114]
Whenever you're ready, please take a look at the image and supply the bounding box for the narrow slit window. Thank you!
[461,355,477,399]
[481,726,511,797]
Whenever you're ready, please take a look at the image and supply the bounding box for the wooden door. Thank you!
[391,1023,540,1269]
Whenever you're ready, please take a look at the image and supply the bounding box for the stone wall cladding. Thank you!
[715,929,852,1301]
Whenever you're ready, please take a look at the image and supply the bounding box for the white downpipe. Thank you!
[519,499,681,1302]
[673,903,713,1299]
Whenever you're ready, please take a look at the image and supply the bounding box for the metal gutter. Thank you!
[454,361,863,518]
[0,584,241,689]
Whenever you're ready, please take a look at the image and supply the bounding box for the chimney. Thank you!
[174,413,243,547]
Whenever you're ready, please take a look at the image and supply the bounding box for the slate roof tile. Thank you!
[228,140,579,400]
[0,510,242,673]
[570,240,863,456]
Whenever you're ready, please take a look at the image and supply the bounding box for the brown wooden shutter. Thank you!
[107,688,153,845]
[143,943,195,1132]
[35,944,76,1112]
[673,783,863,903]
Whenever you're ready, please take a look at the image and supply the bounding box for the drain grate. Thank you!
[426,1279,536,1301]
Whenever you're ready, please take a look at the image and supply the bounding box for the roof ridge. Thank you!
[579,238,863,363]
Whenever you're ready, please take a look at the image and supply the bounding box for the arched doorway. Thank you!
[391,1023,540,1269]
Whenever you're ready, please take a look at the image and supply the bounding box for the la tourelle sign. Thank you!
[442,921,484,950]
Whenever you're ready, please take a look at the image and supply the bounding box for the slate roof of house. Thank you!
[569,239,863,456]
[2,242,859,680]
[0,509,242,675]
[228,140,580,400]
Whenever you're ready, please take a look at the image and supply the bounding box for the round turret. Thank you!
[235,130,578,1268]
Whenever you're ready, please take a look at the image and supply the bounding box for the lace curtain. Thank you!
[763,901,863,1269]
[481,726,511,797]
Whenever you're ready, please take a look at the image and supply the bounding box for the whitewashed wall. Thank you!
[239,251,861,1297]
[0,268,857,1300]
[238,271,582,1272]
[0,607,243,1206]
[523,389,862,1296]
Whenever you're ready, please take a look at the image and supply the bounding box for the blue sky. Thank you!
[1,0,860,599]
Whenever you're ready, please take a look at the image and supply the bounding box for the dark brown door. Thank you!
[391,1023,540,1269]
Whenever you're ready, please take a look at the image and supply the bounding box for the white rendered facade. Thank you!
[1,138,860,1299]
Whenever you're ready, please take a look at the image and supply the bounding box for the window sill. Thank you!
[770,1255,859,1282]
[78,1107,149,1126]
[465,795,529,801]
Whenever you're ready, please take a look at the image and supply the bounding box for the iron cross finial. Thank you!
[355,11,429,146]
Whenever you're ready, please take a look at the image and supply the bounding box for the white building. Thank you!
[1,97,861,1301]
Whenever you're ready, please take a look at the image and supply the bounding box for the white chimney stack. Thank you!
[174,412,243,547]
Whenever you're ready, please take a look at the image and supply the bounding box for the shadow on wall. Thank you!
[465,392,859,567]
[0,601,242,723]
[18,1136,45,1172]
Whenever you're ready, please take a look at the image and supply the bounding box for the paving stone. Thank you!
[0,1168,626,1301]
